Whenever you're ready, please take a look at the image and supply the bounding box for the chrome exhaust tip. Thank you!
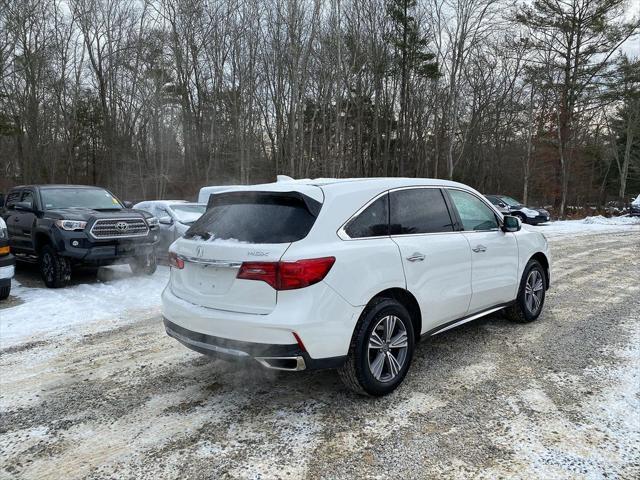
[255,356,306,371]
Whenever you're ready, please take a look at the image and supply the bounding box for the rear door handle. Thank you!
[472,245,487,253]
[406,252,426,262]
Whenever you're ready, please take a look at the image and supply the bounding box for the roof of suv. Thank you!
[278,177,466,189]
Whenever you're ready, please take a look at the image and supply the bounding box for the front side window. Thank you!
[344,194,389,238]
[390,188,454,234]
[499,196,522,207]
[448,189,499,231]
[21,191,34,209]
[41,188,123,210]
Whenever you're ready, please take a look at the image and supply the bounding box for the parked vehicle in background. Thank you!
[198,185,239,204]
[0,217,15,300]
[485,196,510,215]
[133,201,206,256]
[630,195,640,217]
[0,185,160,288]
[484,195,550,225]
[163,178,551,396]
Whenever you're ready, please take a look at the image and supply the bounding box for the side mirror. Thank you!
[123,201,133,209]
[15,201,34,212]
[159,216,173,225]
[502,215,521,232]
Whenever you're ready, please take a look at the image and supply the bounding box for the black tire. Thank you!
[514,212,527,224]
[505,259,546,323]
[130,253,157,276]
[338,298,415,396]
[40,245,71,288]
[0,284,10,300]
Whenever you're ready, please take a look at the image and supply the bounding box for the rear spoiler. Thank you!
[206,190,322,217]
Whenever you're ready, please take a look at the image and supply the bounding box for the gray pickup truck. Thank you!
[0,185,160,288]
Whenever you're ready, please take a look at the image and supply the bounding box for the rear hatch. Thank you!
[169,188,323,314]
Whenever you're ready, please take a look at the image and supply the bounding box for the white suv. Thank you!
[162,178,550,396]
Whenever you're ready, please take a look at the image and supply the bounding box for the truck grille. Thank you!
[90,218,149,239]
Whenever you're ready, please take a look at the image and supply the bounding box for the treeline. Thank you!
[0,0,638,215]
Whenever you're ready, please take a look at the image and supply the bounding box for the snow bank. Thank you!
[581,215,640,225]
[0,266,170,348]
[526,215,640,240]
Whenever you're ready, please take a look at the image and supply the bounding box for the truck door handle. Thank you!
[406,253,426,262]
[472,245,487,253]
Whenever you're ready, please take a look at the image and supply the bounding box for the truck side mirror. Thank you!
[15,201,34,212]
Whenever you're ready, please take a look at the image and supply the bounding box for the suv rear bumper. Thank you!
[164,318,344,371]
[161,281,359,365]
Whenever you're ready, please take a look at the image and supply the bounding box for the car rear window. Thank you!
[185,191,321,243]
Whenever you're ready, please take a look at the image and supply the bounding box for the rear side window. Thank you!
[5,190,21,209]
[186,191,320,243]
[390,188,454,234]
[448,189,499,231]
[344,194,389,238]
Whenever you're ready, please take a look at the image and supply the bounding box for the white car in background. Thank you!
[631,194,640,216]
[162,178,551,396]
[133,201,206,256]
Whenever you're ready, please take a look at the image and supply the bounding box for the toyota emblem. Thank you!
[115,221,129,232]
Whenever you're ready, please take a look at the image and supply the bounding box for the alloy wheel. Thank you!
[524,269,544,314]
[367,315,409,383]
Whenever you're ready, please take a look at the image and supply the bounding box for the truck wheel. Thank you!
[0,284,10,300]
[130,254,157,276]
[40,245,71,288]
[338,298,415,396]
[505,259,546,323]
[514,212,527,224]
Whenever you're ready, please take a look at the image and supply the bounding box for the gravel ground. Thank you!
[1,232,639,479]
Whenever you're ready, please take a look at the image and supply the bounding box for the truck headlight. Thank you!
[55,220,87,231]
[146,216,159,228]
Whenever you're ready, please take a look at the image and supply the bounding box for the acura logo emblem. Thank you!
[115,221,129,232]
[196,246,204,257]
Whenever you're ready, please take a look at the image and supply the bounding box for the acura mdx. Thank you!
[162,178,551,396]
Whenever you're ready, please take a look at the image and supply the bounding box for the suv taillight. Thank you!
[237,257,335,290]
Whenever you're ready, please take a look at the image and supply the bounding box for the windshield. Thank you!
[170,204,206,225]
[499,196,523,207]
[41,188,123,210]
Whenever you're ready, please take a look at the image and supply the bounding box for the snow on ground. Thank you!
[0,266,170,349]
[524,215,640,240]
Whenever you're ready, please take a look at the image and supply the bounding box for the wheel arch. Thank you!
[34,231,53,254]
[529,252,550,289]
[367,288,422,340]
